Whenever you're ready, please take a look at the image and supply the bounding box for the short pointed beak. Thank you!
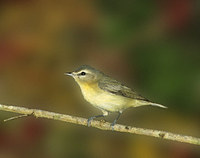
[64,72,73,77]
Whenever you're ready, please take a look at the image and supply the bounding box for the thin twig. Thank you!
[4,114,29,122]
[0,103,199,146]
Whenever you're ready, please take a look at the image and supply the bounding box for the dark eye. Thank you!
[80,71,86,76]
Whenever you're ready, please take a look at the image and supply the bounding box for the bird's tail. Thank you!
[148,102,167,108]
[134,100,167,108]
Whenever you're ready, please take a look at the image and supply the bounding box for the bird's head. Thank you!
[65,65,103,84]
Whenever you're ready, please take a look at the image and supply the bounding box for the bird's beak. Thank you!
[64,72,74,77]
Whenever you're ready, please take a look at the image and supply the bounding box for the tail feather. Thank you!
[134,100,167,108]
[149,102,167,108]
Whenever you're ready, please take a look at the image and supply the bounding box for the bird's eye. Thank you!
[80,71,86,76]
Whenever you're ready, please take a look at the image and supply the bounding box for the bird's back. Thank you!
[98,76,149,102]
[98,76,167,109]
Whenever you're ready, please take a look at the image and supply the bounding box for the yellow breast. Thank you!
[77,82,134,112]
[78,82,101,104]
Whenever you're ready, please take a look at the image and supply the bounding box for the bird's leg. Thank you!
[111,111,122,131]
[87,110,109,127]
[87,115,105,127]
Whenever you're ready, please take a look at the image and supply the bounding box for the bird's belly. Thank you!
[80,85,131,112]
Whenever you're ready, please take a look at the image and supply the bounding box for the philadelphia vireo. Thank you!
[65,65,167,130]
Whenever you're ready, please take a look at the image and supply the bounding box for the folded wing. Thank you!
[98,76,149,102]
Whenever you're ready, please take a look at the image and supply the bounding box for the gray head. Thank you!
[65,65,104,84]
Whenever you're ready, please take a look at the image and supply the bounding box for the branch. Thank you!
[0,104,199,146]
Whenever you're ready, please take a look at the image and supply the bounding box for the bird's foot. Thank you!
[110,122,116,131]
[87,117,95,127]
[87,114,105,127]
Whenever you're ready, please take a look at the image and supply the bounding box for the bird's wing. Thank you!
[98,77,149,101]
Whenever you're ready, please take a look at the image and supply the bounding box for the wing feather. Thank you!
[98,76,149,101]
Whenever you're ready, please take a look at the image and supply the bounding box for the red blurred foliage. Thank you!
[161,0,193,30]
[169,144,197,158]
[0,38,29,70]
[20,118,47,144]
[0,118,47,156]
[0,40,20,67]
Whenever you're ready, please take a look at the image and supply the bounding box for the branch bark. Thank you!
[0,104,199,146]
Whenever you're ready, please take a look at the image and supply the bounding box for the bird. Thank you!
[65,65,167,130]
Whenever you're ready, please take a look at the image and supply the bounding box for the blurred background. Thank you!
[0,0,200,158]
